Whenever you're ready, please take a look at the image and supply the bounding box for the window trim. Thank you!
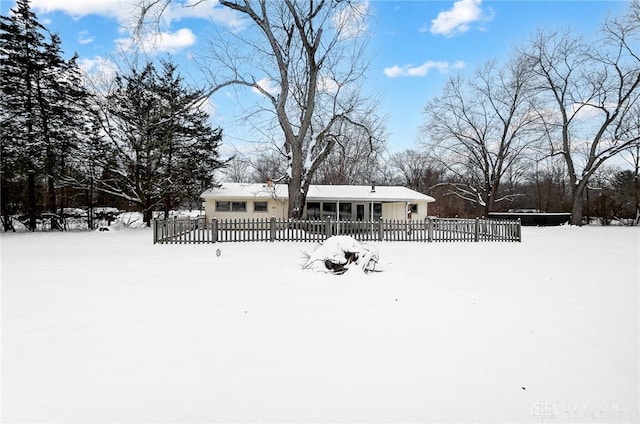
[254,201,268,213]
[215,201,230,212]
[231,201,246,212]
[215,200,247,212]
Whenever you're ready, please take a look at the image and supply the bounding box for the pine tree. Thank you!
[0,0,48,230]
[98,60,225,226]
[0,0,90,230]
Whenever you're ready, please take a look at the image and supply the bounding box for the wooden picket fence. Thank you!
[153,216,521,244]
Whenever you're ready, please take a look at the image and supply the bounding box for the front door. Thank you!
[356,204,365,221]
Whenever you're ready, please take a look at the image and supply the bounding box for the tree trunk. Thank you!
[144,209,153,227]
[28,171,36,231]
[571,188,584,226]
[48,175,61,230]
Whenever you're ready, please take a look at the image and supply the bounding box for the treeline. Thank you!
[223,147,640,224]
[2,0,639,230]
[222,0,640,226]
[0,0,225,231]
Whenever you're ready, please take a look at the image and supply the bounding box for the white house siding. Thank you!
[201,183,434,221]
[381,201,429,221]
[205,198,287,221]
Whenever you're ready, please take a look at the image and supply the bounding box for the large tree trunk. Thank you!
[571,188,584,226]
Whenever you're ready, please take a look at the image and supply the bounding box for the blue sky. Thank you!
[1,0,630,155]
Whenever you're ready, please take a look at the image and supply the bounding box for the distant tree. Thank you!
[420,57,543,216]
[520,0,640,225]
[619,144,640,224]
[250,150,289,184]
[313,122,386,185]
[525,155,570,213]
[94,60,225,226]
[611,168,640,224]
[222,156,252,183]
[388,149,443,194]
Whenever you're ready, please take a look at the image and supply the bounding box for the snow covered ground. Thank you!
[1,225,638,423]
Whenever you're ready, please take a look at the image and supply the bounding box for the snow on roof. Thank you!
[200,183,287,200]
[201,183,435,203]
[307,185,435,203]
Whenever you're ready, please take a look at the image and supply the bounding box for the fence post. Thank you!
[270,216,276,242]
[325,217,332,239]
[517,218,522,242]
[474,217,480,242]
[427,218,433,242]
[153,218,158,244]
[212,218,218,243]
[378,218,384,241]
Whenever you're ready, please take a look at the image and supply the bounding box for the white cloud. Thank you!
[78,30,94,45]
[430,0,493,37]
[30,0,135,21]
[117,28,196,54]
[318,74,339,93]
[383,60,465,78]
[251,78,280,97]
[29,0,245,31]
[194,96,218,120]
[78,56,118,83]
[332,0,369,39]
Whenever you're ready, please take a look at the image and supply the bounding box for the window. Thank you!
[215,201,246,212]
[373,203,382,221]
[254,201,268,212]
[231,201,246,212]
[409,204,418,213]
[339,203,352,220]
[322,202,337,219]
[306,202,321,219]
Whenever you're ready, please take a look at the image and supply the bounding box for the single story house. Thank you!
[200,182,435,221]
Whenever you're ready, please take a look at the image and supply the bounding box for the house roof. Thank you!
[201,183,435,203]
[200,183,288,200]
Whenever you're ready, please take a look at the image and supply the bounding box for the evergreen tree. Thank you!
[98,60,225,226]
[0,0,47,230]
[0,0,90,230]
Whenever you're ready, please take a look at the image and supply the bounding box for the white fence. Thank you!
[153,217,521,244]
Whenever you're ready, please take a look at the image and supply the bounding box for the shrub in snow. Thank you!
[302,236,380,275]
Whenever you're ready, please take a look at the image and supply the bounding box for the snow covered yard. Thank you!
[1,226,638,423]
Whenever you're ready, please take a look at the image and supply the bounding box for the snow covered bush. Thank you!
[302,235,381,275]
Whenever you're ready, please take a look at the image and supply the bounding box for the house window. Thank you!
[322,202,337,219]
[339,203,352,220]
[215,201,246,212]
[409,204,418,213]
[306,202,321,219]
[231,201,246,212]
[254,201,268,212]
[372,203,382,221]
[216,201,230,212]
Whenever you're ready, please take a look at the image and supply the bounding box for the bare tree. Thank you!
[388,149,443,194]
[520,0,640,225]
[135,0,382,218]
[222,155,252,183]
[313,120,386,185]
[249,149,289,183]
[420,56,543,216]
